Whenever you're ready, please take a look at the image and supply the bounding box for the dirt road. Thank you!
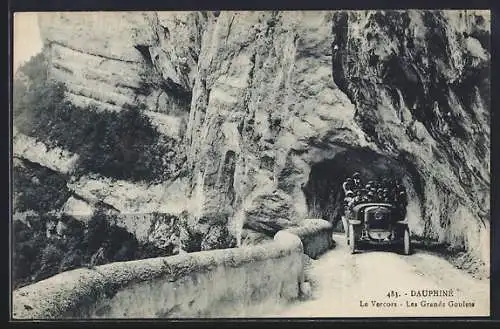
[264,233,490,317]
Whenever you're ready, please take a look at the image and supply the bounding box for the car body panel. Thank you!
[345,202,409,250]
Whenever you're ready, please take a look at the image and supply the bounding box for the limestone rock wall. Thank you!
[30,10,491,264]
[330,10,490,262]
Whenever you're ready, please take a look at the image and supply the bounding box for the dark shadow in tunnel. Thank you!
[303,147,412,232]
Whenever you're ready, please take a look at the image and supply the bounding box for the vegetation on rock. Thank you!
[13,51,183,183]
[12,51,184,290]
[12,209,167,290]
[13,160,71,213]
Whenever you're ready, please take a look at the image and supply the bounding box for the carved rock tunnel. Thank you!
[302,148,424,233]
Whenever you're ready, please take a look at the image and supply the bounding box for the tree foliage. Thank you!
[13,161,70,213]
[13,51,183,183]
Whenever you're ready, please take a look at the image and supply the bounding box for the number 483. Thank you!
[386,290,400,298]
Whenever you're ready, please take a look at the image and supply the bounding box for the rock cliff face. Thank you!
[24,10,490,264]
[329,10,490,262]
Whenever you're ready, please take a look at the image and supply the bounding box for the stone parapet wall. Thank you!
[13,220,333,319]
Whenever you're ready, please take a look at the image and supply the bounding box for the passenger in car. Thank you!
[352,172,362,190]
[344,190,355,215]
[342,177,354,194]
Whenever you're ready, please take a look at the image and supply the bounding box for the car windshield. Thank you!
[352,203,393,213]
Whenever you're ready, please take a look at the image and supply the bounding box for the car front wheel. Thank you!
[349,224,356,254]
[403,228,411,255]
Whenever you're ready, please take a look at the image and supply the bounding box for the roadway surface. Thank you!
[260,233,490,317]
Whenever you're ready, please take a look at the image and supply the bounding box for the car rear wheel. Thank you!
[349,224,356,254]
[403,228,411,255]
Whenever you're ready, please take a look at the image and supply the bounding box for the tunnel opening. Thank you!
[303,147,420,232]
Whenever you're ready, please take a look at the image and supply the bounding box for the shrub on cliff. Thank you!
[74,106,180,182]
[13,53,182,182]
[12,161,71,213]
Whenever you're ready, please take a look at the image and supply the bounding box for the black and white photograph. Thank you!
[11,10,490,319]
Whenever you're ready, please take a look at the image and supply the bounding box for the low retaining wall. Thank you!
[287,218,334,259]
[12,219,333,319]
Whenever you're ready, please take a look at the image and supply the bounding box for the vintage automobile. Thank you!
[342,202,411,255]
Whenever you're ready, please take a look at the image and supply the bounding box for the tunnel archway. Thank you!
[302,148,422,232]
